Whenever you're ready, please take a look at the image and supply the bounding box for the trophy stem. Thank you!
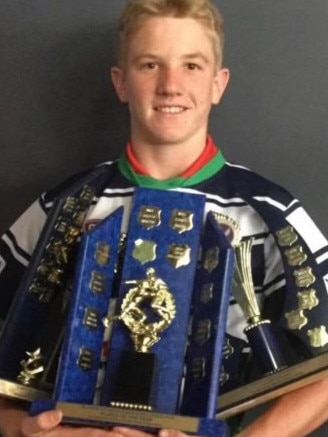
[244,320,287,374]
[110,350,155,411]
[234,239,287,374]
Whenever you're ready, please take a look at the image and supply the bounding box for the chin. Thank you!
[148,130,191,146]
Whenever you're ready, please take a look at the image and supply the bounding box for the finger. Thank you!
[54,427,126,437]
[23,415,126,437]
[21,410,63,436]
[159,430,190,437]
[113,426,155,437]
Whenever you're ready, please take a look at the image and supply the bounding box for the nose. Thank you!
[156,67,182,96]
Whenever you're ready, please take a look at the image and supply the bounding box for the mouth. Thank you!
[154,106,187,114]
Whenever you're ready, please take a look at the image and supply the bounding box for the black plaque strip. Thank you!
[0,167,108,382]
[180,212,234,418]
[111,350,156,407]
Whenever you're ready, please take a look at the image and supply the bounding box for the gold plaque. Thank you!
[47,267,64,284]
[83,308,100,331]
[203,247,219,273]
[285,309,308,330]
[194,319,212,345]
[63,196,78,214]
[285,246,308,266]
[95,242,110,266]
[90,270,106,294]
[191,357,206,381]
[297,289,319,310]
[138,206,161,230]
[223,339,235,359]
[307,326,328,348]
[73,210,88,227]
[37,263,64,285]
[132,239,157,264]
[169,210,193,234]
[77,347,94,371]
[167,244,191,268]
[48,240,69,264]
[276,226,298,247]
[55,218,70,234]
[57,402,201,433]
[294,267,316,288]
[80,186,95,203]
[200,283,214,304]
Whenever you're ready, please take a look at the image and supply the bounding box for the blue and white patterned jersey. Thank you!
[1,153,328,390]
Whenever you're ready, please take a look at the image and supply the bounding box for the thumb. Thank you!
[21,409,63,436]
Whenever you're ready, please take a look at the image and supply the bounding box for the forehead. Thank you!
[126,17,216,61]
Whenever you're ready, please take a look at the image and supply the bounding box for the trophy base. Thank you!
[30,400,227,436]
[0,377,50,402]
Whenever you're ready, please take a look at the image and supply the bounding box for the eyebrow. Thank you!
[182,52,211,64]
[132,52,211,64]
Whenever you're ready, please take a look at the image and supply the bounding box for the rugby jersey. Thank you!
[1,150,328,390]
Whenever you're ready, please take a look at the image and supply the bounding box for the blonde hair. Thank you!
[117,0,225,67]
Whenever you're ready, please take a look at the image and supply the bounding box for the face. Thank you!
[111,17,229,148]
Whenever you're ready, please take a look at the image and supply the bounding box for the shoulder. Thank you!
[43,160,120,207]
[3,160,121,257]
[224,161,295,207]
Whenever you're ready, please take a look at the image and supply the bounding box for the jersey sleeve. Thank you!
[0,195,49,320]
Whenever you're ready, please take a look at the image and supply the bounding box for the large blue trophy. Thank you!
[29,187,235,436]
[1,182,328,432]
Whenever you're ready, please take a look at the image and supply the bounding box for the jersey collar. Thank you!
[118,136,226,189]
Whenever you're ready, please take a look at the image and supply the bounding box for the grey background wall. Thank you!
[0,0,328,434]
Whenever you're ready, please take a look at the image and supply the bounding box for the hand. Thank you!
[0,402,192,437]
[113,427,191,437]
[19,409,125,437]
[22,414,192,437]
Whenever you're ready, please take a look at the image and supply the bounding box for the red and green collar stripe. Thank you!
[118,149,226,189]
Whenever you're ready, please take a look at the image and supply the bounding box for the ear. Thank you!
[211,68,230,105]
[111,66,128,103]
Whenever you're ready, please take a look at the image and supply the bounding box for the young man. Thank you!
[1,0,328,436]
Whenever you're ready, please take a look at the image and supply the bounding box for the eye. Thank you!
[186,62,201,71]
[144,62,158,70]
[136,60,158,71]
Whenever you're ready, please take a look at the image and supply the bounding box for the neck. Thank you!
[129,134,207,180]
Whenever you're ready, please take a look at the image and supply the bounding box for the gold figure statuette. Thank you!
[104,268,176,353]
[17,348,44,386]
